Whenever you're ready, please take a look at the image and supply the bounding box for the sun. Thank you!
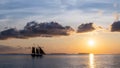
[88,39,95,46]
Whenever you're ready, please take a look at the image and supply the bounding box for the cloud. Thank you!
[20,21,74,36]
[77,23,95,33]
[0,28,20,39]
[111,21,120,32]
[0,0,119,35]
[0,21,74,40]
[0,0,118,31]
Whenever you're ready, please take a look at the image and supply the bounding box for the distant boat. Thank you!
[31,46,45,57]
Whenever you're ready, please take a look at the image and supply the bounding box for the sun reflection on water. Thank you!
[89,53,94,68]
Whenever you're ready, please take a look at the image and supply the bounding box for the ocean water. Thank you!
[0,54,120,68]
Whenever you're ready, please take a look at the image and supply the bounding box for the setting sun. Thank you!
[88,39,95,46]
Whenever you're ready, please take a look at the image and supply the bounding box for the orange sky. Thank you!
[0,32,120,54]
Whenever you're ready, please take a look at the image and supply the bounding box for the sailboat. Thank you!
[31,46,45,57]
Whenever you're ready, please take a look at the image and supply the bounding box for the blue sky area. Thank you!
[0,0,120,31]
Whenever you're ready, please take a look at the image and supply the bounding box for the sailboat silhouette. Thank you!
[31,46,45,57]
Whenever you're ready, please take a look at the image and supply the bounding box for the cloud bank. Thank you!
[1,20,120,40]
[77,23,95,33]
[0,21,74,39]
[111,21,120,32]
[0,28,20,39]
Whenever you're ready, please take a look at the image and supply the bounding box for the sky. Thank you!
[0,0,120,54]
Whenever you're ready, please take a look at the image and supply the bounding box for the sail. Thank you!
[39,47,46,55]
[32,47,35,54]
[36,48,39,54]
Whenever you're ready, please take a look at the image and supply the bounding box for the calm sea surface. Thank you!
[0,54,120,68]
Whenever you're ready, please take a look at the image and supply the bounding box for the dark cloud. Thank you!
[0,28,21,39]
[0,21,74,40]
[20,21,74,37]
[111,21,120,32]
[77,23,95,33]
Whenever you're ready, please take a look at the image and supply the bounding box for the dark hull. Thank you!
[31,54,43,57]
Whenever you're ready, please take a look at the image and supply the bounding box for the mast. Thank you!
[36,48,39,55]
[39,47,46,55]
[32,47,35,54]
